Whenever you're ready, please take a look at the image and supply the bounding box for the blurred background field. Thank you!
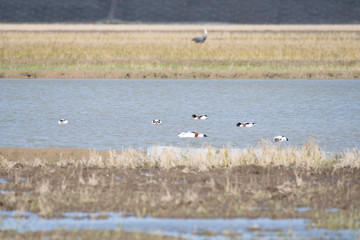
[1,24,360,79]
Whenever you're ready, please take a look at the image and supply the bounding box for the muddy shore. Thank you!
[2,69,360,80]
[0,147,359,230]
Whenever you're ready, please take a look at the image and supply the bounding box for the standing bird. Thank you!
[192,29,207,43]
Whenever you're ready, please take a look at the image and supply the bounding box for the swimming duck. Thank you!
[236,122,255,128]
[178,131,207,138]
[152,119,162,125]
[58,119,68,125]
[192,114,208,120]
[273,136,288,142]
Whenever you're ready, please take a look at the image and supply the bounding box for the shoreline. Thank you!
[2,69,360,79]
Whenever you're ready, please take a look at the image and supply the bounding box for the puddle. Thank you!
[141,172,153,177]
[0,190,13,194]
[0,178,8,184]
[0,190,32,195]
[0,177,27,184]
[325,208,339,213]
[0,211,359,239]
[295,207,312,212]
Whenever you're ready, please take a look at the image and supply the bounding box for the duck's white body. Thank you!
[273,136,288,142]
[192,114,208,120]
[236,122,255,128]
[152,119,162,125]
[58,119,68,125]
[178,131,207,138]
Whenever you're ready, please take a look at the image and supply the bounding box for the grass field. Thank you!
[1,24,359,79]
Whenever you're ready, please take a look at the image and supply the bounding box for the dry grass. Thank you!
[1,140,359,170]
[1,24,359,79]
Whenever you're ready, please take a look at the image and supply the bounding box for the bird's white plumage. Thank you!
[236,122,255,127]
[192,114,208,120]
[273,136,288,142]
[178,131,207,138]
[58,119,68,125]
[152,119,162,125]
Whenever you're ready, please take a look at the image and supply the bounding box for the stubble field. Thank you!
[0,24,360,79]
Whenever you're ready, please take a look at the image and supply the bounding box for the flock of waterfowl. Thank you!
[150,114,289,142]
[58,115,288,142]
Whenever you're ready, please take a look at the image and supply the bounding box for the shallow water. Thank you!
[0,79,359,152]
[0,211,359,240]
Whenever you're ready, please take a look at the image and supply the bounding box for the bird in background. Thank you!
[192,29,207,43]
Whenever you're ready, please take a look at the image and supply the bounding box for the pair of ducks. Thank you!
[180,114,210,138]
[236,122,288,142]
[152,115,208,138]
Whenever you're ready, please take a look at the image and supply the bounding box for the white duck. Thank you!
[58,119,68,125]
[152,119,162,125]
[236,122,255,127]
[192,114,208,120]
[273,136,288,142]
[178,131,207,138]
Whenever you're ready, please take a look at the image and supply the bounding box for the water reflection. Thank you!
[0,211,358,240]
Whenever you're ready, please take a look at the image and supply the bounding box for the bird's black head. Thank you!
[236,123,241,127]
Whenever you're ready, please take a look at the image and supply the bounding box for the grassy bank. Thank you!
[0,24,359,79]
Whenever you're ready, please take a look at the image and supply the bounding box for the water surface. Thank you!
[0,211,358,240]
[1,79,359,152]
